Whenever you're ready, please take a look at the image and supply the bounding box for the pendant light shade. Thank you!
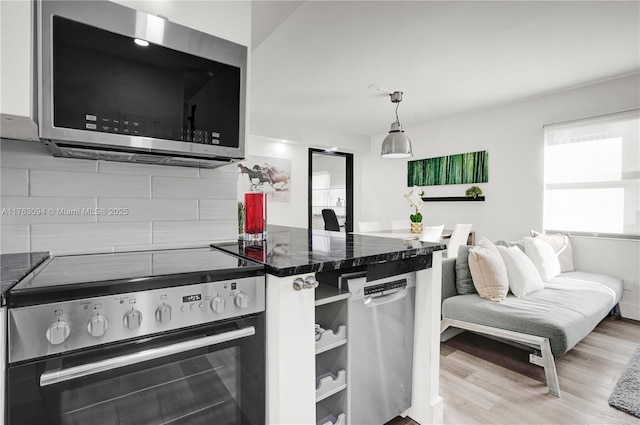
[381,91,413,159]
[381,121,412,158]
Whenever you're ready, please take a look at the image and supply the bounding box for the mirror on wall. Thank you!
[308,149,353,232]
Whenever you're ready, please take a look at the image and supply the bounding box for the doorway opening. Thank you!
[308,149,354,232]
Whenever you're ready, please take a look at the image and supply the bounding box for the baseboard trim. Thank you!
[620,301,640,321]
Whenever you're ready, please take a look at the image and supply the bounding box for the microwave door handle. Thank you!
[363,288,407,307]
[40,326,255,387]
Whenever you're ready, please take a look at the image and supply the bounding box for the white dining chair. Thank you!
[446,223,473,258]
[358,221,382,232]
[419,224,445,242]
[390,220,410,231]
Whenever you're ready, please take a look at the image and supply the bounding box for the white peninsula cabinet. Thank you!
[264,254,444,425]
[214,226,445,425]
[265,273,317,425]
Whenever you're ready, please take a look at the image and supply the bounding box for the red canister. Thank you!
[244,192,267,240]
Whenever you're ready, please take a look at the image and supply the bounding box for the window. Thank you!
[543,109,639,238]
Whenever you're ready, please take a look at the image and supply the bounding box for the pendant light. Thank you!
[381,91,413,158]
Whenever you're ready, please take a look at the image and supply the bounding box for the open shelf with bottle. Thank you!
[315,284,350,424]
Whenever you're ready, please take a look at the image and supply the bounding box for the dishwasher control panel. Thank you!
[344,272,415,301]
[364,279,407,297]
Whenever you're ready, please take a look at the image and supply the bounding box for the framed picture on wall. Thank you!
[407,150,488,186]
[237,156,291,202]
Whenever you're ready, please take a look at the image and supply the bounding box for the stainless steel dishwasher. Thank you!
[342,271,416,425]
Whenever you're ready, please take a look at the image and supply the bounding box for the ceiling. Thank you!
[249,1,640,138]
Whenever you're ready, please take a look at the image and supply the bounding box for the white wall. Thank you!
[571,236,640,320]
[360,73,640,319]
[112,0,251,47]
[247,114,370,230]
[245,136,309,229]
[250,113,370,153]
[363,74,640,238]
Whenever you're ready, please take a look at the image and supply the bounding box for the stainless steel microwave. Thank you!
[37,0,247,168]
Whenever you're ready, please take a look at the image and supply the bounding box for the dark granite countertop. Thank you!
[212,225,446,277]
[0,251,50,306]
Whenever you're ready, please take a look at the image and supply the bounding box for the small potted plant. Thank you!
[405,186,425,233]
[465,185,483,199]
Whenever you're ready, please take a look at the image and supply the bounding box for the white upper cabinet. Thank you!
[0,0,37,140]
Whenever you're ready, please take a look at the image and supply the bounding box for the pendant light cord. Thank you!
[395,101,400,123]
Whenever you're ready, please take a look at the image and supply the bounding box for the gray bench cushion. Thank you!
[442,271,623,356]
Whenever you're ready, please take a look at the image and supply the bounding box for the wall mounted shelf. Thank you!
[422,196,485,202]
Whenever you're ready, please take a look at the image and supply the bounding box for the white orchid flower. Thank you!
[404,186,425,214]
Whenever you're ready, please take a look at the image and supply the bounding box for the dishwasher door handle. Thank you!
[364,288,407,307]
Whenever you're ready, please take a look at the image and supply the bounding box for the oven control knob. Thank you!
[155,304,172,323]
[210,296,225,313]
[124,309,143,329]
[87,314,109,338]
[46,320,71,345]
[234,292,249,309]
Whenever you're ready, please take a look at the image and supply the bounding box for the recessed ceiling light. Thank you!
[134,38,149,47]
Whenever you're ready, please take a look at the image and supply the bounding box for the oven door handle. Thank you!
[40,326,255,387]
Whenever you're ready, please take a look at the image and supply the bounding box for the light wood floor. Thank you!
[387,317,640,425]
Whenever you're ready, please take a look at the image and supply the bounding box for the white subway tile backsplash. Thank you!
[31,223,152,254]
[199,163,239,180]
[0,138,98,172]
[0,225,30,253]
[98,161,199,178]
[31,170,151,198]
[199,199,237,221]
[1,138,238,251]
[152,176,235,199]
[152,220,237,245]
[98,198,198,222]
[1,168,28,196]
[0,197,97,224]
[113,241,210,253]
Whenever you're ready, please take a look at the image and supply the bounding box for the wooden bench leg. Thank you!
[440,318,561,397]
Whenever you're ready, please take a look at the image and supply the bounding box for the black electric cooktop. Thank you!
[9,248,264,307]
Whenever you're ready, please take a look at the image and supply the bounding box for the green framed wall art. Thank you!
[407,150,488,186]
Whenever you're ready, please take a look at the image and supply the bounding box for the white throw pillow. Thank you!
[497,245,544,297]
[468,238,509,302]
[530,230,575,272]
[523,237,561,281]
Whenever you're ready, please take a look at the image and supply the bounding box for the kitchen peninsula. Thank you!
[214,225,446,424]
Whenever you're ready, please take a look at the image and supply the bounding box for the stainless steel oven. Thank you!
[6,248,265,425]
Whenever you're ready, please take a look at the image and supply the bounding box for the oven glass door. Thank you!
[8,316,264,425]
